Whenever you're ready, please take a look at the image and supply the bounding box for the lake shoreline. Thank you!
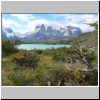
[16,44,71,50]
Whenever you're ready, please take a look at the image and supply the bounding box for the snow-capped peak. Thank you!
[34,23,65,32]
[3,27,15,38]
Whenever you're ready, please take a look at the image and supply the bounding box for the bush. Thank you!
[2,40,18,56]
[86,70,98,86]
[73,68,86,82]
[34,49,43,54]
[52,47,78,62]
[84,49,96,63]
[8,73,28,86]
[53,50,66,61]
[32,66,71,86]
[12,51,39,67]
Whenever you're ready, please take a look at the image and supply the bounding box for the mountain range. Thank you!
[2,24,83,43]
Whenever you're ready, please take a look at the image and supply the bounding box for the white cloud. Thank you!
[11,14,34,22]
[65,14,98,32]
[67,23,94,33]
[15,29,29,34]
[2,14,98,34]
[70,15,97,24]
[2,18,21,28]
[27,19,63,31]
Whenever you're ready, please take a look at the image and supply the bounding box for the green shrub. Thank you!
[53,50,66,61]
[8,72,33,86]
[52,47,78,62]
[85,49,96,63]
[31,66,70,86]
[12,51,39,67]
[73,68,86,82]
[86,71,98,86]
[34,49,43,54]
[2,40,18,56]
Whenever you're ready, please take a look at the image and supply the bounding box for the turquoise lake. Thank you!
[16,44,71,50]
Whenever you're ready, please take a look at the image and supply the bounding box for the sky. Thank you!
[2,14,98,34]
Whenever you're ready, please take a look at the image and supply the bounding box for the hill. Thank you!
[76,31,98,55]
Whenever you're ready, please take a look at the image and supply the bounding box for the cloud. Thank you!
[71,15,97,24]
[15,29,29,34]
[27,19,63,31]
[2,18,21,28]
[11,14,34,22]
[64,14,98,32]
[2,14,98,34]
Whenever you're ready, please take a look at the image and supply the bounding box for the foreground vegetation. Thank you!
[2,40,98,86]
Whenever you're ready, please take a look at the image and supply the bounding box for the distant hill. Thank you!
[77,31,98,47]
[76,31,98,55]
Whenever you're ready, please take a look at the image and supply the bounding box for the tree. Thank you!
[2,40,18,56]
[71,39,95,70]
[85,21,98,31]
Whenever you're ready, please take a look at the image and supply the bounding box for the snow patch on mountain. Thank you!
[3,28,15,38]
